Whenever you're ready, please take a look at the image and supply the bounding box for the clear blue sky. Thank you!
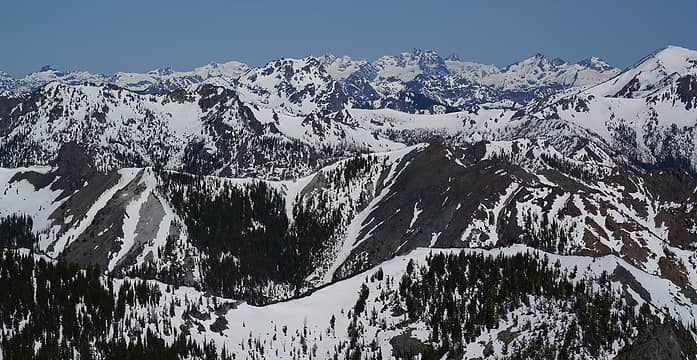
[1,0,695,76]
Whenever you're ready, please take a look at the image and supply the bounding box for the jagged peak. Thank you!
[377,48,443,63]
[410,48,439,57]
[261,56,325,68]
[503,53,566,71]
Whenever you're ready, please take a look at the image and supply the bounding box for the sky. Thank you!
[1,0,696,76]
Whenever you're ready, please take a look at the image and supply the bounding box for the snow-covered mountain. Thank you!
[5,244,697,358]
[1,46,696,180]
[591,45,697,98]
[318,48,620,113]
[0,44,695,178]
[444,53,498,77]
[342,46,697,174]
[111,60,250,93]
[0,65,107,93]
[0,61,250,95]
[320,54,371,81]
[0,49,619,115]
[525,45,697,173]
[4,45,697,358]
[371,49,450,83]
[0,81,399,178]
[480,54,620,91]
[236,57,350,116]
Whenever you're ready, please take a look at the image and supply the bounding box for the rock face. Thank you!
[50,142,99,194]
[615,318,697,360]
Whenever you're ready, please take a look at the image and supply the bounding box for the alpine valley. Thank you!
[2,45,697,359]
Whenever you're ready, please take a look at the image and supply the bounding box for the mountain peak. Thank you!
[660,44,693,53]
[530,53,565,64]
[517,53,566,65]
[588,45,697,98]
[319,53,338,63]
[194,61,250,79]
[503,53,565,72]
[39,65,57,72]
[577,56,614,72]
[236,55,346,115]
[409,48,441,60]
[649,45,697,69]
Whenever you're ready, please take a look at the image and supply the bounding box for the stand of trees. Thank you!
[0,214,38,249]
[156,155,377,304]
[156,172,337,304]
[540,152,598,182]
[520,209,575,254]
[394,251,664,358]
[0,248,231,359]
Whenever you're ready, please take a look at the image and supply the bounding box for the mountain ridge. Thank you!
[0,48,619,113]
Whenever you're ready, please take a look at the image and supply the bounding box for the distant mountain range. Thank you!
[1,46,695,177]
[0,49,619,113]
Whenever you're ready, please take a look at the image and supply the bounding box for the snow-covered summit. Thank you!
[0,61,251,95]
[577,56,615,72]
[110,60,250,93]
[480,53,620,91]
[319,54,371,81]
[371,48,449,83]
[590,45,697,98]
[237,56,349,115]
